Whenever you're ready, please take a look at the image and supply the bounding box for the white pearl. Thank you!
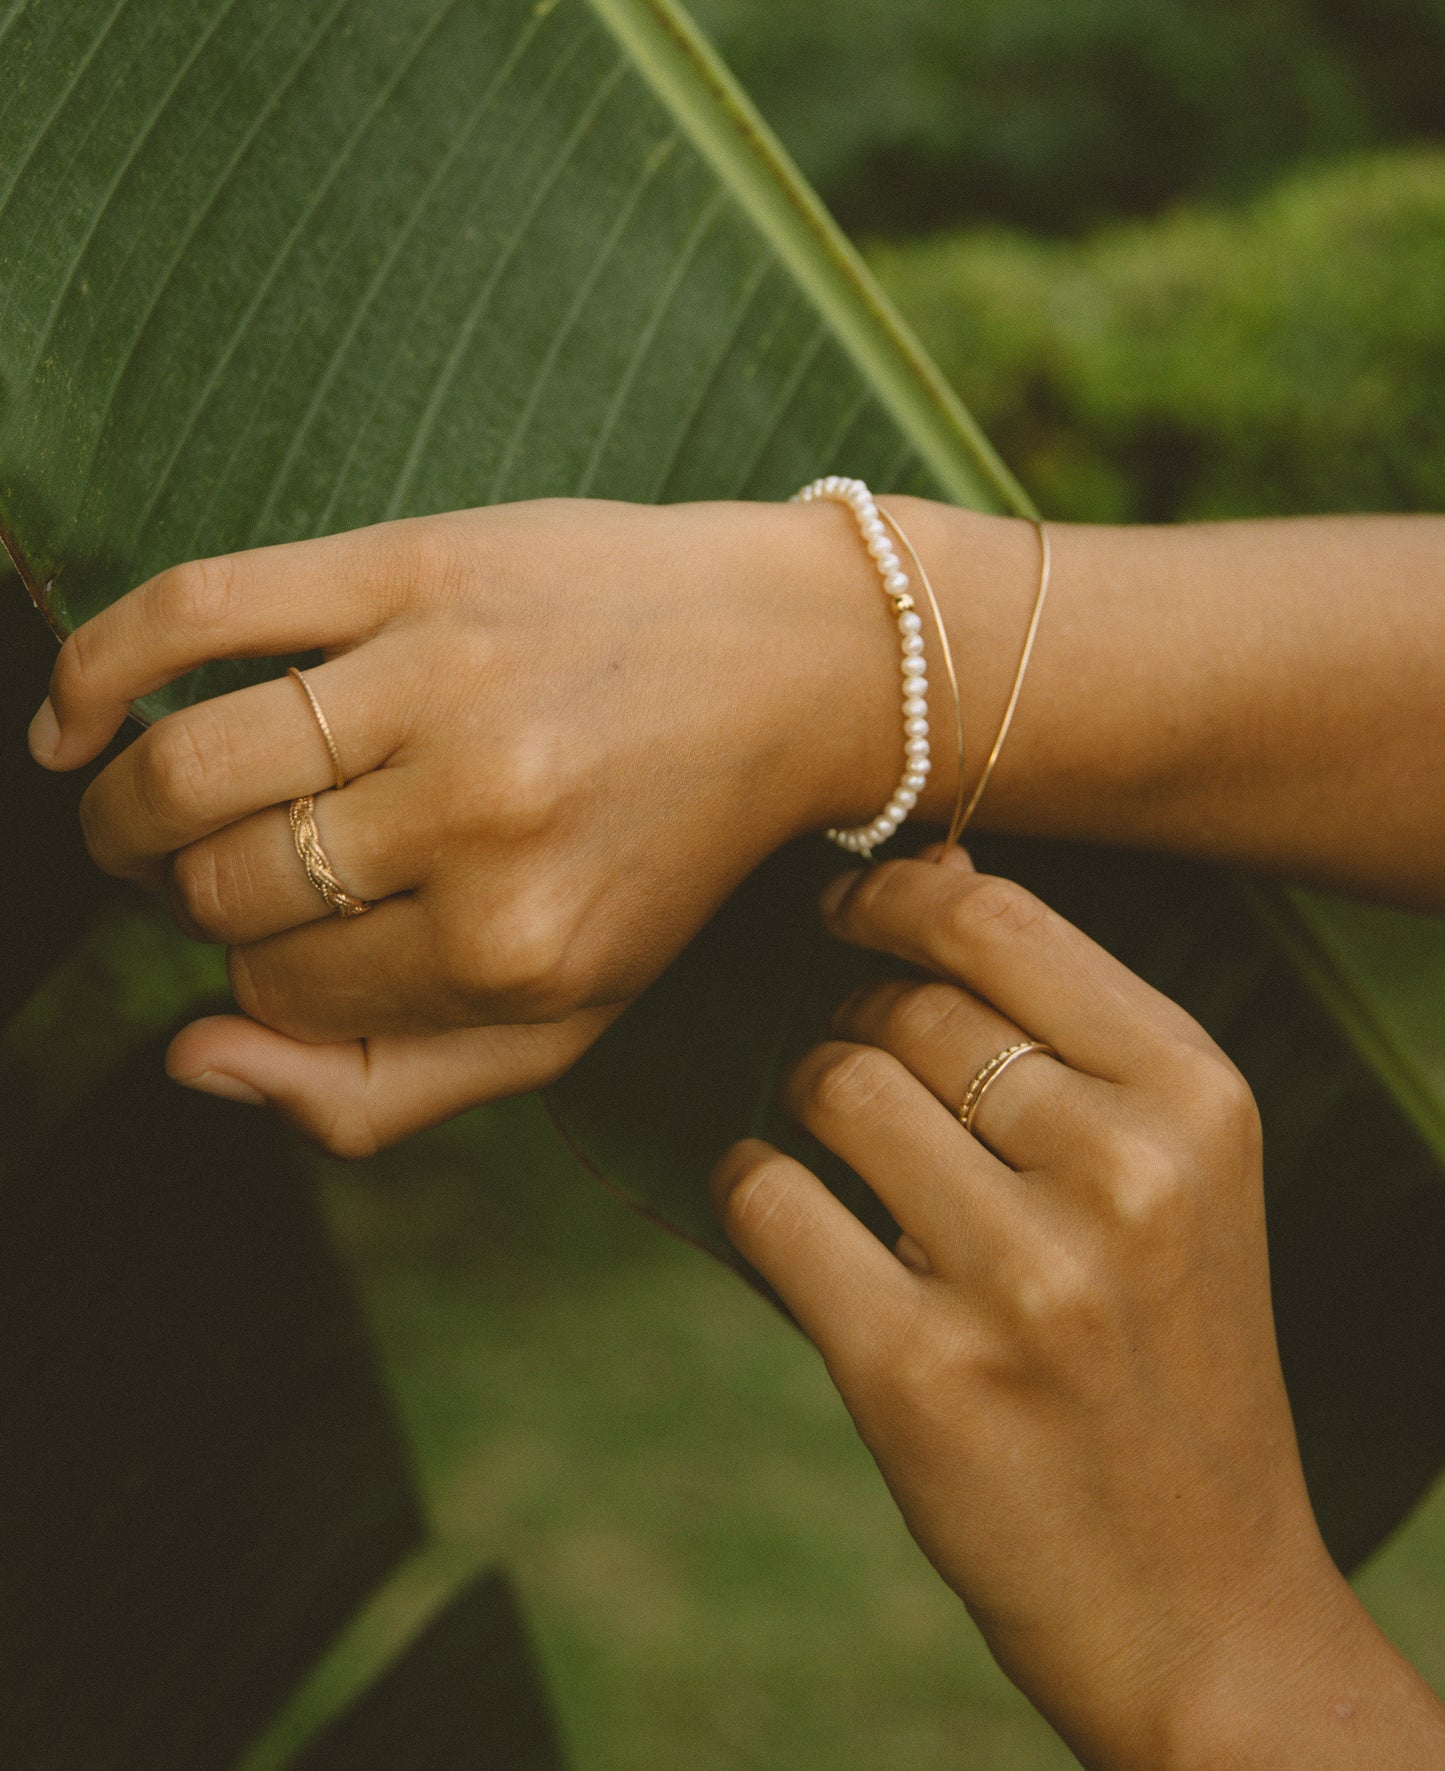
[906,717,929,739]
[906,737,930,759]
[875,551,900,577]
[913,755,932,775]
[901,654,926,675]
[902,634,925,655]
[885,572,910,598]
[904,771,927,792]
[894,787,918,811]
[899,610,922,635]
[873,818,897,840]
[861,517,886,541]
[906,677,928,698]
[823,475,841,494]
[903,696,927,718]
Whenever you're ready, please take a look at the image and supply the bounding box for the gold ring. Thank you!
[289,794,372,918]
[959,1041,1057,1135]
[288,666,347,791]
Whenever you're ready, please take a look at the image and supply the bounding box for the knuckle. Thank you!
[308,1102,382,1162]
[439,897,576,1018]
[226,947,308,1041]
[943,876,1047,947]
[799,1044,901,1125]
[721,1151,802,1247]
[171,840,242,938]
[882,981,969,1051]
[484,727,571,840]
[77,781,120,875]
[884,1316,977,1426]
[1011,1248,1109,1342]
[51,627,97,714]
[227,947,266,1025]
[1160,1041,1263,1160]
[1093,1121,1190,1232]
[138,716,215,824]
[154,553,240,637]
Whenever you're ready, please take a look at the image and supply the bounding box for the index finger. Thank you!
[38,521,417,769]
[821,856,1212,1082]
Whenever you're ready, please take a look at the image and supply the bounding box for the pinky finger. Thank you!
[709,1139,915,1369]
[166,1007,620,1157]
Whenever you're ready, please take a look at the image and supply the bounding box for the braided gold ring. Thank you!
[289,795,372,918]
[959,1041,1057,1135]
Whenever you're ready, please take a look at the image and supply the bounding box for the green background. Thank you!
[7,0,1445,1763]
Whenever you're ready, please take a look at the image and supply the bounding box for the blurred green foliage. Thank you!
[695,0,1445,236]
[869,150,1445,521]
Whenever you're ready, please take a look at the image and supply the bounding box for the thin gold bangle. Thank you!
[877,504,968,851]
[956,518,1052,837]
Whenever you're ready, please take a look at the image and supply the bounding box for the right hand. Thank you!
[30,496,912,1152]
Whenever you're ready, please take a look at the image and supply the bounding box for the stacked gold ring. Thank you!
[959,1041,1057,1135]
[287,668,372,919]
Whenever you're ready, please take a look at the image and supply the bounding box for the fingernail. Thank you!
[27,698,59,764]
[819,871,862,918]
[937,844,975,872]
[176,1070,266,1108]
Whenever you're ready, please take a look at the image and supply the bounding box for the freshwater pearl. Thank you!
[791,476,929,856]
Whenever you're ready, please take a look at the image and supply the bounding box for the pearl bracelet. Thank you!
[792,476,930,856]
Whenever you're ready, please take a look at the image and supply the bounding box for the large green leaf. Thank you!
[2,0,1444,1587]
[0,1036,563,1768]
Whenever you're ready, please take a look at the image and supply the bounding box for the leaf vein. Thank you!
[129,0,468,560]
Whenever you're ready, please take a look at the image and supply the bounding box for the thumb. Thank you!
[166,1007,620,1157]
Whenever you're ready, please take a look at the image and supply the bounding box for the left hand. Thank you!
[710,850,1430,1768]
[26,498,886,1153]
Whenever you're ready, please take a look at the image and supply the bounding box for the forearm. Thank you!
[790,499,1445,906]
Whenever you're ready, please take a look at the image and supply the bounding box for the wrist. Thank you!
[764,492,976,841]
[769,491,1053,846]
[1064,1549,1441,1771]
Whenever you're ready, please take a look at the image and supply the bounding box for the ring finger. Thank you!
[831,977,1102,1171]
[168,767,431,945]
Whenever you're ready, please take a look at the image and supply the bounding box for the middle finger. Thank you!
[832,977,1106,1171]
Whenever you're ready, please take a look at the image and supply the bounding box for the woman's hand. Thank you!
[28,497,912,1151]
[711,850,1445,1768]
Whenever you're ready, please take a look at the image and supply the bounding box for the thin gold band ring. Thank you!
[288,666,347,792]
[959,1041,1057,1135]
